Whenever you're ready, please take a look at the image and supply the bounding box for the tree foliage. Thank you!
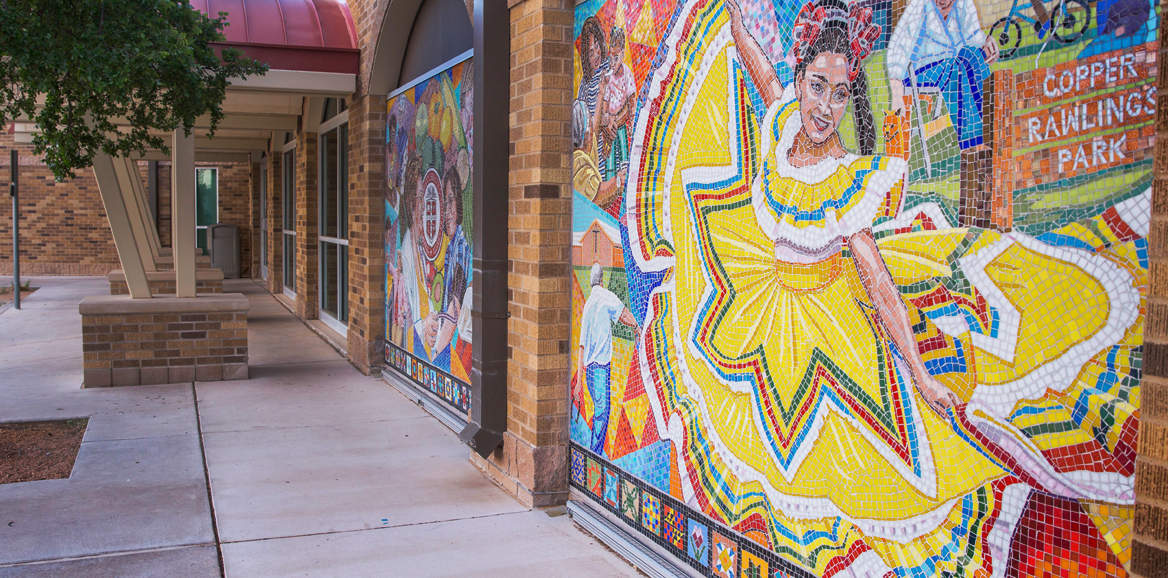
[0,0,267,179]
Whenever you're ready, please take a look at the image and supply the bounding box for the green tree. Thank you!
[0,0,267,179]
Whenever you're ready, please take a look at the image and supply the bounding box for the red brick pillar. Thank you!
[469,0,575,508]
[266,150,284,296]
[295,123,319,320]
[346,93,388,373]
[250,161,262,278]
[1132,19,1168,576]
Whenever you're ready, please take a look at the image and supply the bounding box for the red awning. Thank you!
[192,0,360,75]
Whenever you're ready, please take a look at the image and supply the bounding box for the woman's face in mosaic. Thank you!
[588,38,604,74]
[796,52,852,144]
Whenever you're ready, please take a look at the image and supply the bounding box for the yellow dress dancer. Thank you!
[623,0,1144,574]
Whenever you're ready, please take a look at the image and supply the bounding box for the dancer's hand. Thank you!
[916,374,961,417]
[725,0,743,27]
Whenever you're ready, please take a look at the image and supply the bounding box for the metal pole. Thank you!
[10,149,19,310]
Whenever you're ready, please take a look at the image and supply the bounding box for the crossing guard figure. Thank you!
[885,0,999,226]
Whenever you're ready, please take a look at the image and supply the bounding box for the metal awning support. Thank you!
[172,130,197,298]
[111,156,159,272]
[92,153,152,299]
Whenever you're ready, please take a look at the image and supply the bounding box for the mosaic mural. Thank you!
[385,57,474,414]
[570,0,1154,574]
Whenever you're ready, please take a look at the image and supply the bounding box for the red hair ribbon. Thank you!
[789,1,882,83]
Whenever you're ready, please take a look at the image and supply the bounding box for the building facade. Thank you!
[4,0,1168,575]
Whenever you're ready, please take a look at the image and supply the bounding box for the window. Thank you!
[195,168,218,253]
[319,106,349,333]
[282,148,297,295]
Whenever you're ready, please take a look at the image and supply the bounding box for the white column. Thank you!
[112,157,158,272]
[124,157,163,259]
[172,130,197,298]
[92,154,152,299]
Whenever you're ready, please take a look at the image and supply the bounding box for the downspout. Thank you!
[459,0,508,457]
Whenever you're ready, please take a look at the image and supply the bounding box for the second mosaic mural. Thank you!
[570,0,1154,575]
[385,57,475,415]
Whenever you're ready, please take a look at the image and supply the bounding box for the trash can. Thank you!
[208,223,240,279]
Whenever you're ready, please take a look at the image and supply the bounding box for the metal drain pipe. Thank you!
[10,149,19,310]
[459,0,509,458]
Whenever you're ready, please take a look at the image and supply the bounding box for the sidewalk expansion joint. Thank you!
[218,510,533,546]
[192,383,227,578]
[0,544,219,569]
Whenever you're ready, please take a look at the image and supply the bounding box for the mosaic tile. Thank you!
[571,449,587,487]
[742,551,769,578]
[688,518,710,567]
[663,503,685,550]
[620,479,640,520]
[587,457,603,497]
[713,532,738,578]
[642,491,661,535]
[604,467,620,507]
[566,0,1151,575]
[383,57,474,414]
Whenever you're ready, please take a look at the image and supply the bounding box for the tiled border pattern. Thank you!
[570,443,815,578]
[385,342,470,413]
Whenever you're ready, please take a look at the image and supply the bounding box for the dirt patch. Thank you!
[0,419,88,484]
[0,286,37,305]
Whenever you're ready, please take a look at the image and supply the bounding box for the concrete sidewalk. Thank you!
[0,277,640,577]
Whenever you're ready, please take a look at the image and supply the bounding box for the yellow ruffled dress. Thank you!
[624,4,1142,572]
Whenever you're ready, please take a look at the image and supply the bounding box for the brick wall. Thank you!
[0,131,120,276]
[0,129,252,277]
[346,94,387,372]
[80,300,249,387]
[1132,21,1168,577]
[249,161,262,280]
[156,163,172,248]
[213,162,253,278]
[264,151,284,295]
[295,116,320,319]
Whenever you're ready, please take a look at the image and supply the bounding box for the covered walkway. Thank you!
[0,277,640,577]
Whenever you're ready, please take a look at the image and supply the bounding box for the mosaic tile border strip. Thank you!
[570,443,817,578]
[385,342,470,413]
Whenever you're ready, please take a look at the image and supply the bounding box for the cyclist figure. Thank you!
[886,0,999,224]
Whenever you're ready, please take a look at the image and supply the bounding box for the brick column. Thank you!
[295,127,319,319]
[1133,20,1168,576]
[266,150,284,296]
[470,0,574,508]
[346,94,387,373]
[249,162,261,278]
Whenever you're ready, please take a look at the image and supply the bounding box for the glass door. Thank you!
[282,148,297,297]
[318,99,349,335]
[195,168,218,253]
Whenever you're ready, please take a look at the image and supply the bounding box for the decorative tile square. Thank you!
[604,468,620,507]
[663,503,685,550]
[741,551,768,578]
[641,491,661,535]
[620,480,640,520]
[570,449,586,487]
[586,457,603,497]
[688,518,709,567]
[713,532,738,578]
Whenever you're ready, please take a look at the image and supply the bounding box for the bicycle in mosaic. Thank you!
[384,57,474,414]
[570,0,1154,574]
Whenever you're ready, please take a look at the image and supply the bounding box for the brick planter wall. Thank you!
[109,276,224,296]
[80,294,250,387]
